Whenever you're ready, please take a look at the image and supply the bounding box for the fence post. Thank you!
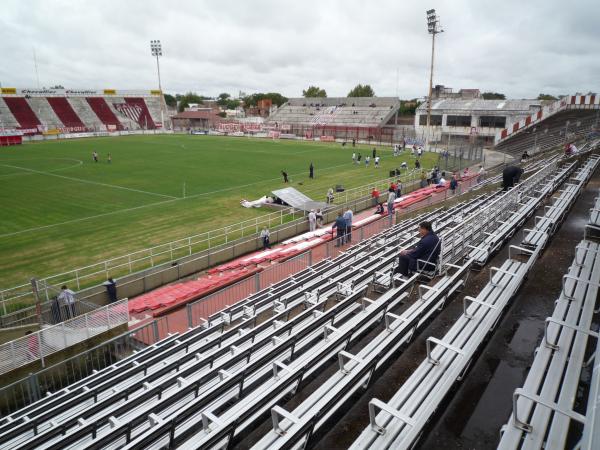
[10,341,17,370]
[255,272,261,293]
[152,320,159,343]
[62,322,67,348]
[85,313,90,338]
[106,306,112,329]
[187,303,194,329]
[31,278,42,324]
[308,250,313,267]
[28,372,41,403]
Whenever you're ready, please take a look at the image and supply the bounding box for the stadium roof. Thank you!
[287,97,400,107]
[417,98,543,113]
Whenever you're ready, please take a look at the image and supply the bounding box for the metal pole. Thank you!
[31,278,42,324]
[156,53,165,129]
[426,32,436,134]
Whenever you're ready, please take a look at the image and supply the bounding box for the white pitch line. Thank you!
[0,160,366,238]
[0,158,84,179]
[0,198,175,238]
[0,163,178,200]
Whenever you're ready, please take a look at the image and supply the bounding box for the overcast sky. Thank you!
[1,0,598,99]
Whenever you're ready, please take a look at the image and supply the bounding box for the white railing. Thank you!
[0,152,464,316]
[0,207,303,310]
[0,298,129,375]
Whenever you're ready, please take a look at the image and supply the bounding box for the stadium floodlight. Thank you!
[150,40,166,129]
[425,9,443,140]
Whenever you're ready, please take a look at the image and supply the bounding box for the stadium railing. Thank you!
[0,155,482,322]
[115,164,558,449]
[0,298,129,376]
[0,159,562,449]
[0,190,498,448]
[497,240,600,449]
[0,316,169,415]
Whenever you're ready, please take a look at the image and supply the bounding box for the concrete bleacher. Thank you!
[0,90,165,134]
[46,97,86,130]
[2,97,41,131]
[85,97,124,130]
[66,97,105,130]
[496,109,599,157]
[26,97,63,130]
[0,98,20,129]
[267,97,400,129]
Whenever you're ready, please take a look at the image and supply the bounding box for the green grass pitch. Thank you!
[0,135,439,288]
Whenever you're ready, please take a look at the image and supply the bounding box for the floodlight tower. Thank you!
[150,40,166,129]
[426,9,443,142]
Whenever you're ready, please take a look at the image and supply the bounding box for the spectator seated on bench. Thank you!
[395,221,440,276]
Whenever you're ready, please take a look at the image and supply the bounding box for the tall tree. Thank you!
[347,84,375,97]
[481,92,506,100]
[164,93,177,107]
[217,93,231,106]
[537,93,558,101]
[242,92,288,108]
[302,86,327,97]
[177,92,206,112]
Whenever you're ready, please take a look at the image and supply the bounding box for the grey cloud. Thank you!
[0,0,598,99]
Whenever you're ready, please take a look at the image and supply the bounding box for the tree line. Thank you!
[163,87,564,114]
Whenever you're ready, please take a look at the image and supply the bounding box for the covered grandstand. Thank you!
[265,97,403,142]
[0,88,167,135]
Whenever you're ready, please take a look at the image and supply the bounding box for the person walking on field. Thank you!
[309,162,314,179]
[107,153,112,164]
[372,147,376,159]
[308,209,317,232]
[357,153,362,164]
[281,170,289,183]
[374,155,380,168]
[92,151,98,163]
[352,152,356,164]
[260,227,270,249]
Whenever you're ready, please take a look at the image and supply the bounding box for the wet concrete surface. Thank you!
[417,172,599,450]
[234,168,599,450]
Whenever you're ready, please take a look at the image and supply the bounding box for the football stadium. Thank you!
[0,2,599,449]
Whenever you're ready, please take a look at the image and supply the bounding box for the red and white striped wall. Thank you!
[495,94,600,145]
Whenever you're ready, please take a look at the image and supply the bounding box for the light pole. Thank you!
[426,9,443,149]
[150,40,166,130]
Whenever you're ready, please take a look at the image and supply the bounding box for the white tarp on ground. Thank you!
[271,187,327,212]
